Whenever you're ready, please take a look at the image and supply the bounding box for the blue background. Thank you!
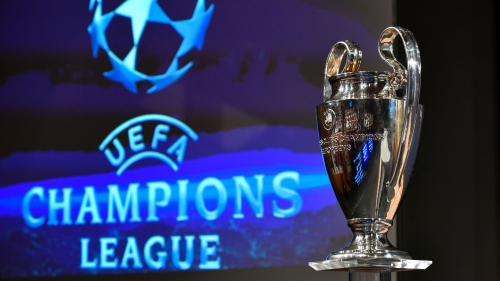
[0,0,393,277]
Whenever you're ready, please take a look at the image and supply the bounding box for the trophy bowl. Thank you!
[309,27,431,272]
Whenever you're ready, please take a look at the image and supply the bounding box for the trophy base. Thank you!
[329,218,412,259]
[327,249,411,260]
[309,257,432,271]
[308,218,432,271]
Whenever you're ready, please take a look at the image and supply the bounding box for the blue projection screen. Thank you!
[0,0,393,277]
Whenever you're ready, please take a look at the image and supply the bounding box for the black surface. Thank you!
[396,0,499,280]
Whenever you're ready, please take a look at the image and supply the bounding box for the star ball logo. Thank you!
[88,0,214,93]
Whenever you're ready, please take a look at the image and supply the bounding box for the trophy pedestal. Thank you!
[309,258,432,271]
[309,258,432,281]
[349,270,391,281]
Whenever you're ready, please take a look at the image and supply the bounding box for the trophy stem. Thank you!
[349,270,391,281]
[327,218,411,260]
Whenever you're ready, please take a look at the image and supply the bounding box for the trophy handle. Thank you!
[378,27,422,192]
[378,26,421,111]
[323,40,362,102]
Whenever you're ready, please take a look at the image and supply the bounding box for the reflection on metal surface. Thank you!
[323,40,362,102]
[309,258,432,271]
[311,27,431,271]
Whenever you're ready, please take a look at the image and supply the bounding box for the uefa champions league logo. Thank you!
[88,0,214,94]
[100,114,199,176]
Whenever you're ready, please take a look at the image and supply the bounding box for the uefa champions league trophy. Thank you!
[309,27,432,280]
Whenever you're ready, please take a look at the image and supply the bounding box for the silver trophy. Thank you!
[309,27,432,279]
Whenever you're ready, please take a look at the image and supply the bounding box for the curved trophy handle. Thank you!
[378,27,422,192]
[378,26,421,109]
[323,40,362,102]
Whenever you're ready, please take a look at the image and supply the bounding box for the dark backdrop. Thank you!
[397,0,499,281]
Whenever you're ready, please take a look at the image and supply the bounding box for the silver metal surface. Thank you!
[312,27,431,271]
[309,258,432,271]
[323,40,362,102]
